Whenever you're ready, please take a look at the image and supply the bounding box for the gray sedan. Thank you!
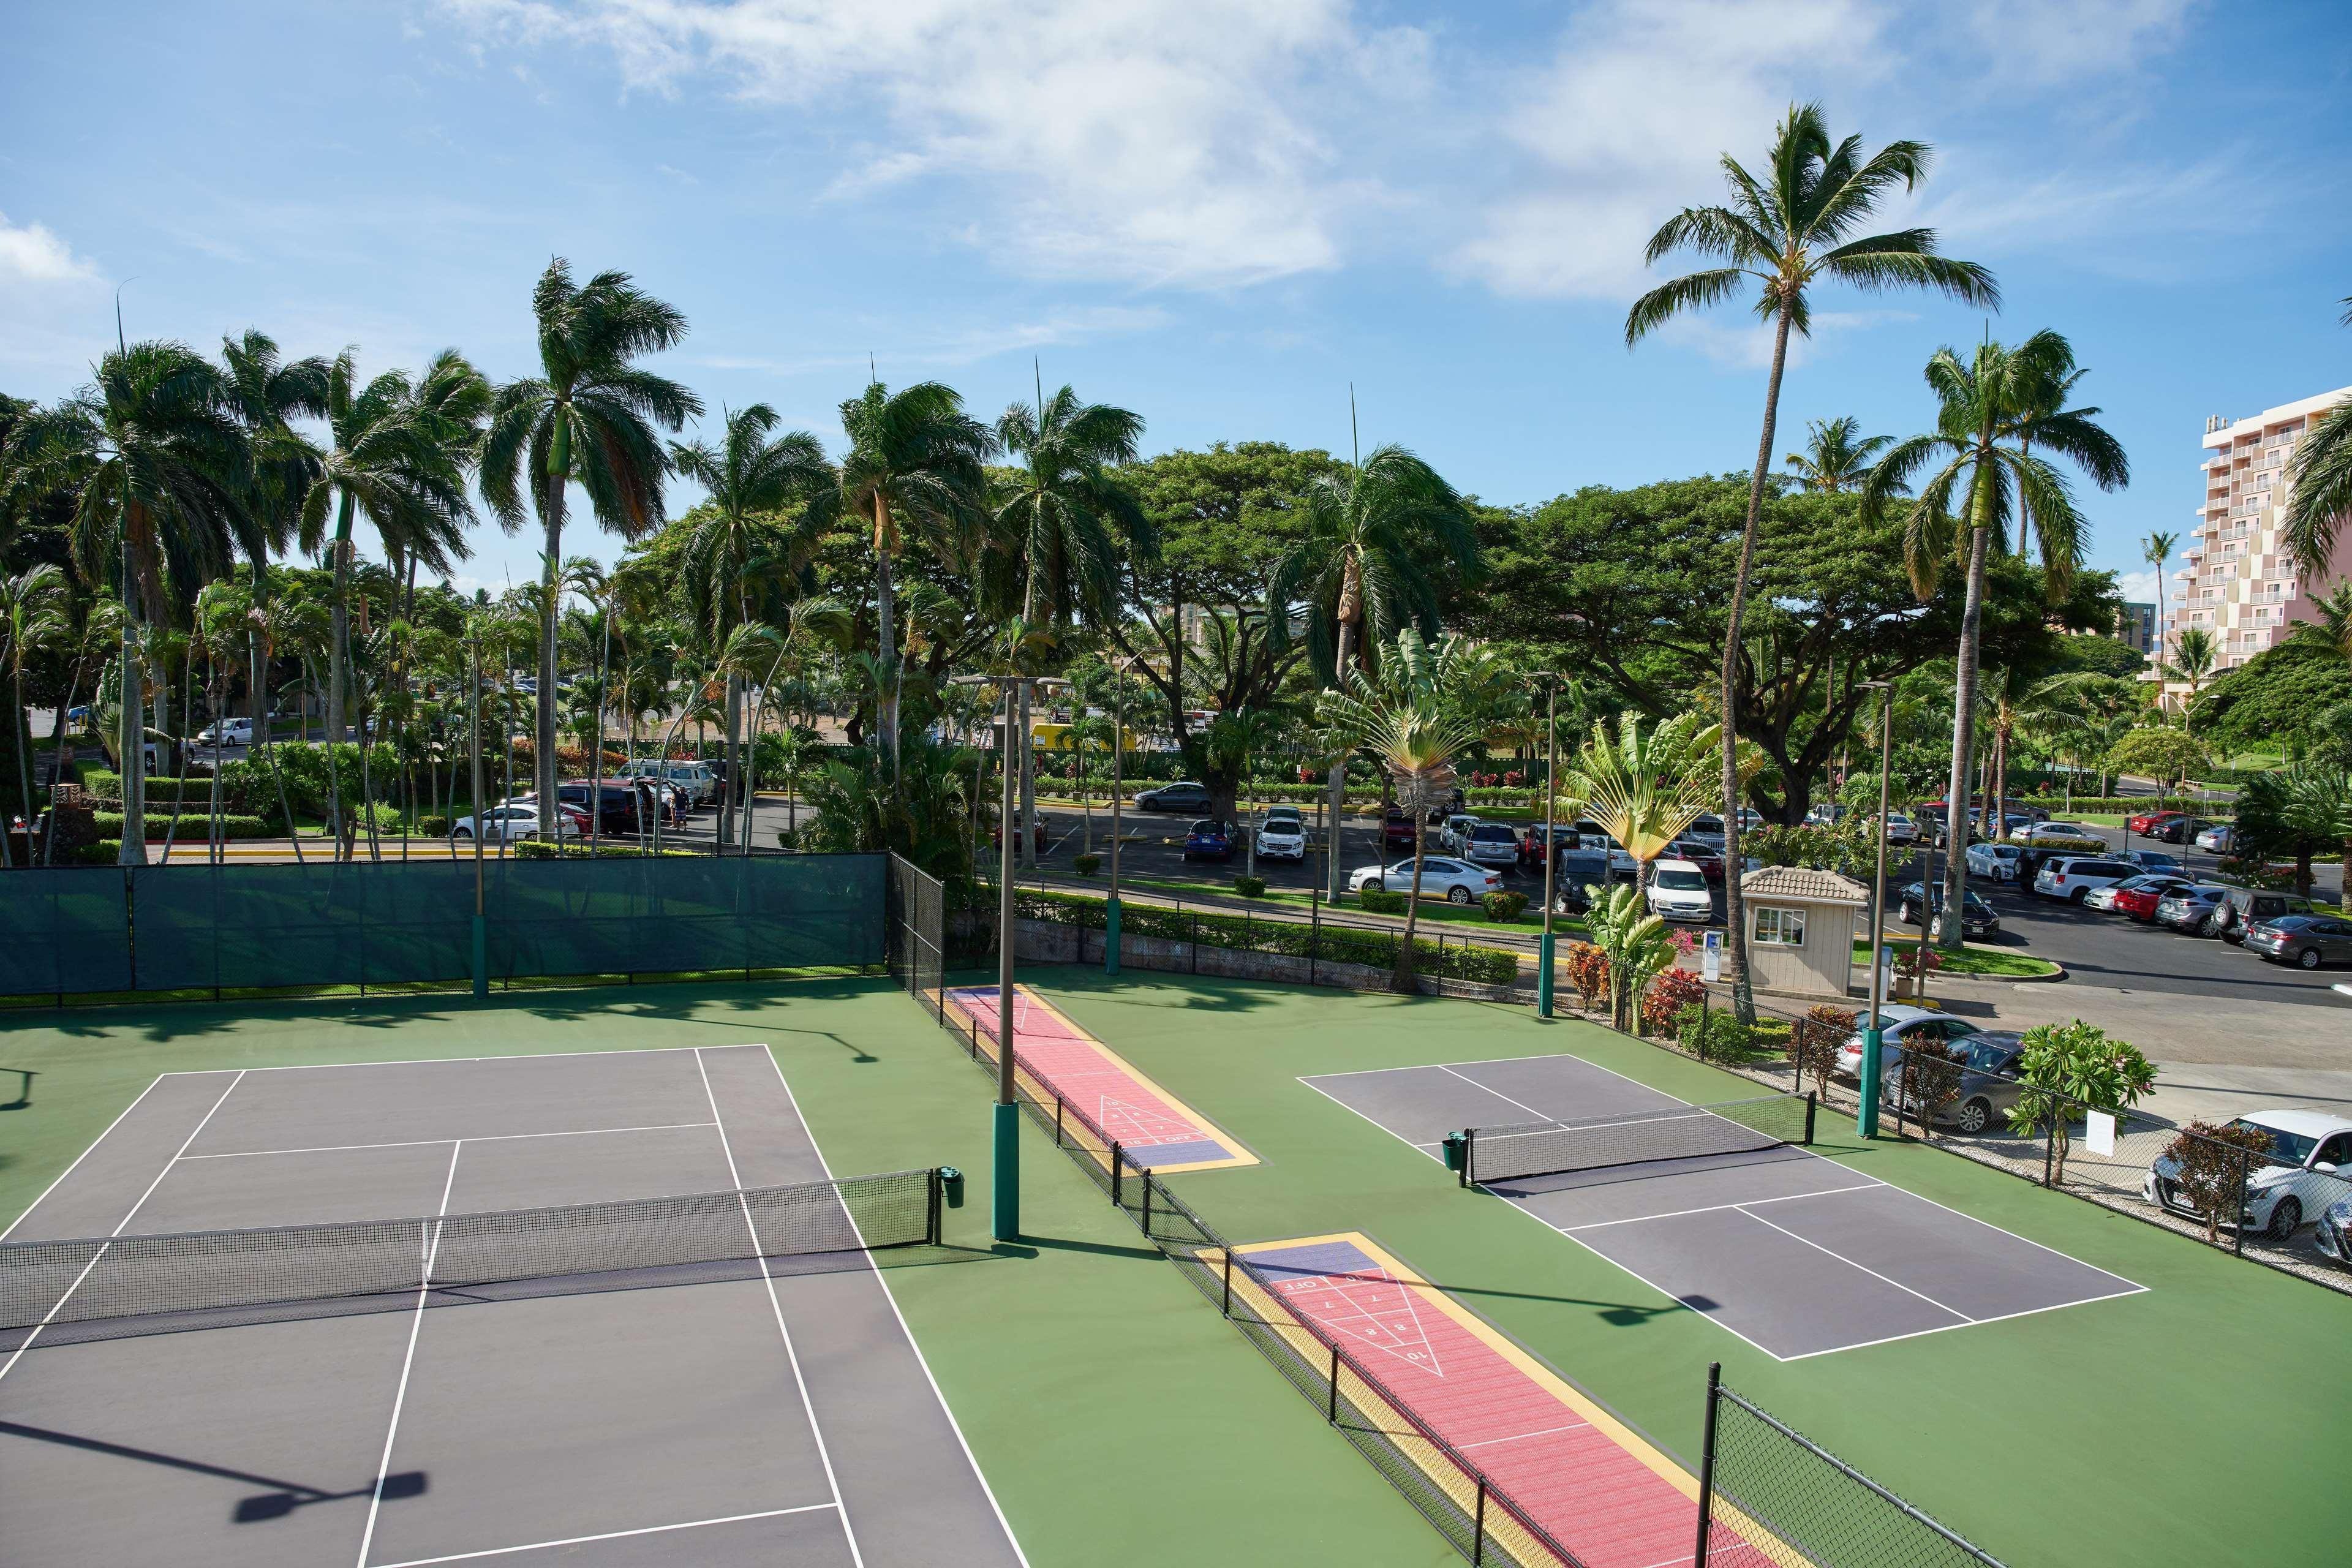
[1891,1033,2027,1137]
[2244,915,2352,970]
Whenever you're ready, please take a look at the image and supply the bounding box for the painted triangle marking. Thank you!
[1289,1270,1443,1377]
[1096,1094,1197,1148]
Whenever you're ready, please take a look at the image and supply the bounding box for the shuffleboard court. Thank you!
[944,984,1254,1173]
[0,1046,1025,1568]
[1302,1052,2144,1360]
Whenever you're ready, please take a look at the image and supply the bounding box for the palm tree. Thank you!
[1316,630,1506,991]
[1861,330,2125,948]
[380,350,493,622]
[1783,417,1891,493]
[996,378,1148,868]
[813,381,995,772]
[0,564,70,864]
[671,404,831,850]
[2162,626,2220,728]
[15,341,255,861]
[483,259,703,828]
[1556,711,1747,892]
[1267,443,1477,900]
[2283,295,2352,583]
[218,330,329,744]
[1627,101,1996,1012]
[2141,530,2177,680]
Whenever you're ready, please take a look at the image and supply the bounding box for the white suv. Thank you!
[2146,1109,2352,1243]
[2032,855,2138,903]
[1256,809,1308,863]
[1646,859,1713,922]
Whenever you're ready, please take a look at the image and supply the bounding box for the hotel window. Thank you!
[1755,907,1806,946]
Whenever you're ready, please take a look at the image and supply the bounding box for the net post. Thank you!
[1326,1343,1341,1423]
[1804,1091,1817,1147]
[1472,1475,1487,1566]
[1460,1128,1473,1189]
[1110,1142,1123,1208]
[927,1167,943,1245]
[1692,1361,1722,1568]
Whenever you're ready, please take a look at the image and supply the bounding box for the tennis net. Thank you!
[1463,1093,1816,1187]
[1,1168,940,1332]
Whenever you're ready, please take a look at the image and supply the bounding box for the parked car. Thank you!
[1663,837,1727,884]
[1460,822,1522,869]
[2122,850,2185,875]
[453,801,587,842]
[1136,781,1211,813]
[2014,820,2099,844]
[1570,826,1640,878]
[1833,1007,1983,1082]
[2154,884,2234,935]
[1880,811,1920,846]
[620,759,717,805]
[556,780,647,835]
[2032,855,2139,903]
[2145,1109,2352,1242]
[1518,823,1575,869]
[1684,813,1726,849]
[195,716,255,747]
[1891,1032,2027,1136]
[1182,819,1235,862]
[1964,842,2026,883]
[2194,822,2236,853]
[2211,888,2317,944]
[1439,813,1482,853]
[1382,810,1420,852]
[2103,875,2198,921]
[1646,859,1713,922]
[2318,1192,2352,1270]
[2127,808,2187,837]
[1804,803,1847,825]
[2244,914,2352,970]
[1547,850,1616,911]
[1894,883,1999,938]
[2146,815,2214,844]
[1349,856,1501,905]
[1256,809,1308,863]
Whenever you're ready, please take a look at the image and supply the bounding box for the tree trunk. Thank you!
[537,507,563,840]
[250,559,271,747]
[118,523,147,865]
[872,494,899,773]
[1940,501,1996,953]
[1325,614,1357,902]
[1395,832,1427,992]
[326,490,358,850]
[1718,302,1795,1025]
[1018,679,1036,871]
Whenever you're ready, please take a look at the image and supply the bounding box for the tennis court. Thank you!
[1302,1051,2143,1360]
[0,1045,1023,1568]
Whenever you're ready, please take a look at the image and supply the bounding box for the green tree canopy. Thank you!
[2190,633,2352,756]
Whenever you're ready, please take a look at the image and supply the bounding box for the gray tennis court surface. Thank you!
[0,1047,1025,1568]
[1302,1052,2144,1360]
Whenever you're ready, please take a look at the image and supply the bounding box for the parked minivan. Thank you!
[2032,856,2138,904]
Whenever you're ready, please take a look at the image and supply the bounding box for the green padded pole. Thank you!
[1105,895,1121,976]
[1537,929,1556,1018]
[471,914,488,999]
[992,1101,1020,1241]
[1857,1025,1883,1139]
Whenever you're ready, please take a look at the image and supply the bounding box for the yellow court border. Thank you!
[1229,1231,1803,1568]
[937,984,1258,1174]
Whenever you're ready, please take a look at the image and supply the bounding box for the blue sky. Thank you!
[5,0,2349,606]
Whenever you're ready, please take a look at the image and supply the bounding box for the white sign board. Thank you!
[1702,930,1721,982]
[2086,1109,2117,1158]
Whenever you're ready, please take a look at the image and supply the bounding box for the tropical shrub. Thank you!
[1641,967,1707,1036]
[1357,888,1408,914]
[2003,1020,2158,1185]
[1790,1005,1858,1099]
[1072,853,1101,876]
[1482,890,1528,921]
[1234,874,1267,898]
[2162,1120,2278,1243]
[93,812,273,841]
[1563,941,1611,1012]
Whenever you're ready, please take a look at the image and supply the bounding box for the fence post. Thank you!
[1472,1475,1487,1566]
[1310,889,1320,986]
[1140,1171,1153,1233]
[2233,1147,2249,1256]
[2042,1106,2057,1188]
[1327,1343,1341,1423]
[1191,913,1199,974]
[1110,1141,1123,1208]
[1697,992,1711,1062]
[1054,1096,1065,1148]
[1221,1248,1233,1316]
[1692,1362,1722,1568]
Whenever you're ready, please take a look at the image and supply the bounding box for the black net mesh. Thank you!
[0,869,132,997]
[1466,1093,1814,1186]
[1702,1381,2006,1568]
[2,1169,936,1332]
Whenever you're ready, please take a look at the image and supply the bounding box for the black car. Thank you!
[556,779,647,835]
[1136,781,1211,813]
[2146,816,2216,843]
[1894,882,1999,939]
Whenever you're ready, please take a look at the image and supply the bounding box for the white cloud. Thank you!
[2116,568,2160,603]
[439,0,1426,288]
[1961,0,2202,86]
[0,212,97,285]
[695,303,1169,377]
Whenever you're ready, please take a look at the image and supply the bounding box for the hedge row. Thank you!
[93,812,275,841]
[1014,888,1520,986]
[513,840,704,859]
[2026,796,2236,816]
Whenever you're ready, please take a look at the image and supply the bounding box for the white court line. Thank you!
[354,1140,462,1568]
[181,1121,717,1161]
[1558,1184,1887,1234]
[1478,1109,1732,1144]
[1458,1419,1594,1450]
[0,1072,172,1241]
[695,1048,867,1568]
[756,1047,1034,1568]
[1438,1064,1556,1124]
[1776,1284,2152,1362]
[1294,1076,1452,1164]
[1735,1208,1974,1324]
[0,1070,247,1387]
[154,1045,710,1077]
[368,1502,838,1567]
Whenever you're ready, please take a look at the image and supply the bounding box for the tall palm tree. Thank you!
[382,350,493,622]
[2283,295,2352,583]
[218,330,329,745]
[1267,443,1477,899]
[812,381,995,771]
[2162,626,2220,728]
[1861,330,2127,948]
[2142,529,2177,680]
[15,341,255,861]
[0,564,70,864]
[1783,416,1891,493]
[996,378,1149,867]
[1627,101,1995,1014]
[483,259,703,825]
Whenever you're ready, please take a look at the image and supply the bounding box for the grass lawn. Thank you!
[1855,937,2062,978]
[1114,872,1575,937]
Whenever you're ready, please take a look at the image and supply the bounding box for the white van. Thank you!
[621,759,716,805]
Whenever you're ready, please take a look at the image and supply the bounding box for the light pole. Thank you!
[1531,673,1561,1018]
[1106,657,1139,976]
[1858,679,1893,1139]
[952,669,1067,1242]
[468,633,487,999]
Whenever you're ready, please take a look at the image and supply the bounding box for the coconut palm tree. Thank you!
[1783,417,1891,493]
[2283,295,2352,582]
[15,340,256,861]
[218,330,329,744]
[812,381,995,772]
[380,350,493,622]
[1627,101,1996,1014]
[2142,530,2177,679]
[1860,330,2126,948]
[0,564,70,864]
[1267,443,1477,900]
[2162,626,2220,728]
[1316,630,1507,991]
[483,259,703,828]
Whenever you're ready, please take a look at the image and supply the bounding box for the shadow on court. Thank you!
[0,1420,426,1525]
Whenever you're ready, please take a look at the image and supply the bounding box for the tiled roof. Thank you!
[1740,864,1868,904]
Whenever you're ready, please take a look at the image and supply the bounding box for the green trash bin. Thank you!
[1440,1132,1467,1175]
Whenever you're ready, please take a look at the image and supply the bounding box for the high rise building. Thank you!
[2163,385,2352,705]
[2115,601,2155,654]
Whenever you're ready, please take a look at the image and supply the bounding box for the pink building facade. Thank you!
[2162,385,2352,706]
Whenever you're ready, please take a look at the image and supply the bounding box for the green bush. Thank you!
[1357,888,1408,914]
[1072,852,1101,876]
[413,814,451,837]
[1482,891,1528,921]
[93,812,274,841]
[74,839,122,864]
[1234,875,1267,898]
[1011,888,1518,985]
[512,839,701,860]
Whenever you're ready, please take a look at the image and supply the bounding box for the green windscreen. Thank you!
[486,854,886,979]
[0,869,132,997]
[129,863,475,992]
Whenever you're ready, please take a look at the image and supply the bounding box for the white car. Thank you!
[2146,1109,2352,1243]
[2196,823,2235,853]
[1646,859,1713,922]
[622,759,716,804]
[1832,1007,1983,1082]
[1573,828,1640,878]
[453,801,587,842]
[1966,842,2025,883]
[1438,813,1482,853]
[2032,855,2139,903]
[195,717,255,747]
[1256,809,1308,863]
[1349,856,1501,906]
[1880,812,1920,845]
[2017,821,2100,845]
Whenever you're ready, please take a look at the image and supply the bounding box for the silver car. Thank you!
[1348,856,1501,905]
[2195,823,2235,853]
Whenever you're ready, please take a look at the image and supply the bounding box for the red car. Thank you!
[2110,876,2195,920]
[2128,809,2187,837]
